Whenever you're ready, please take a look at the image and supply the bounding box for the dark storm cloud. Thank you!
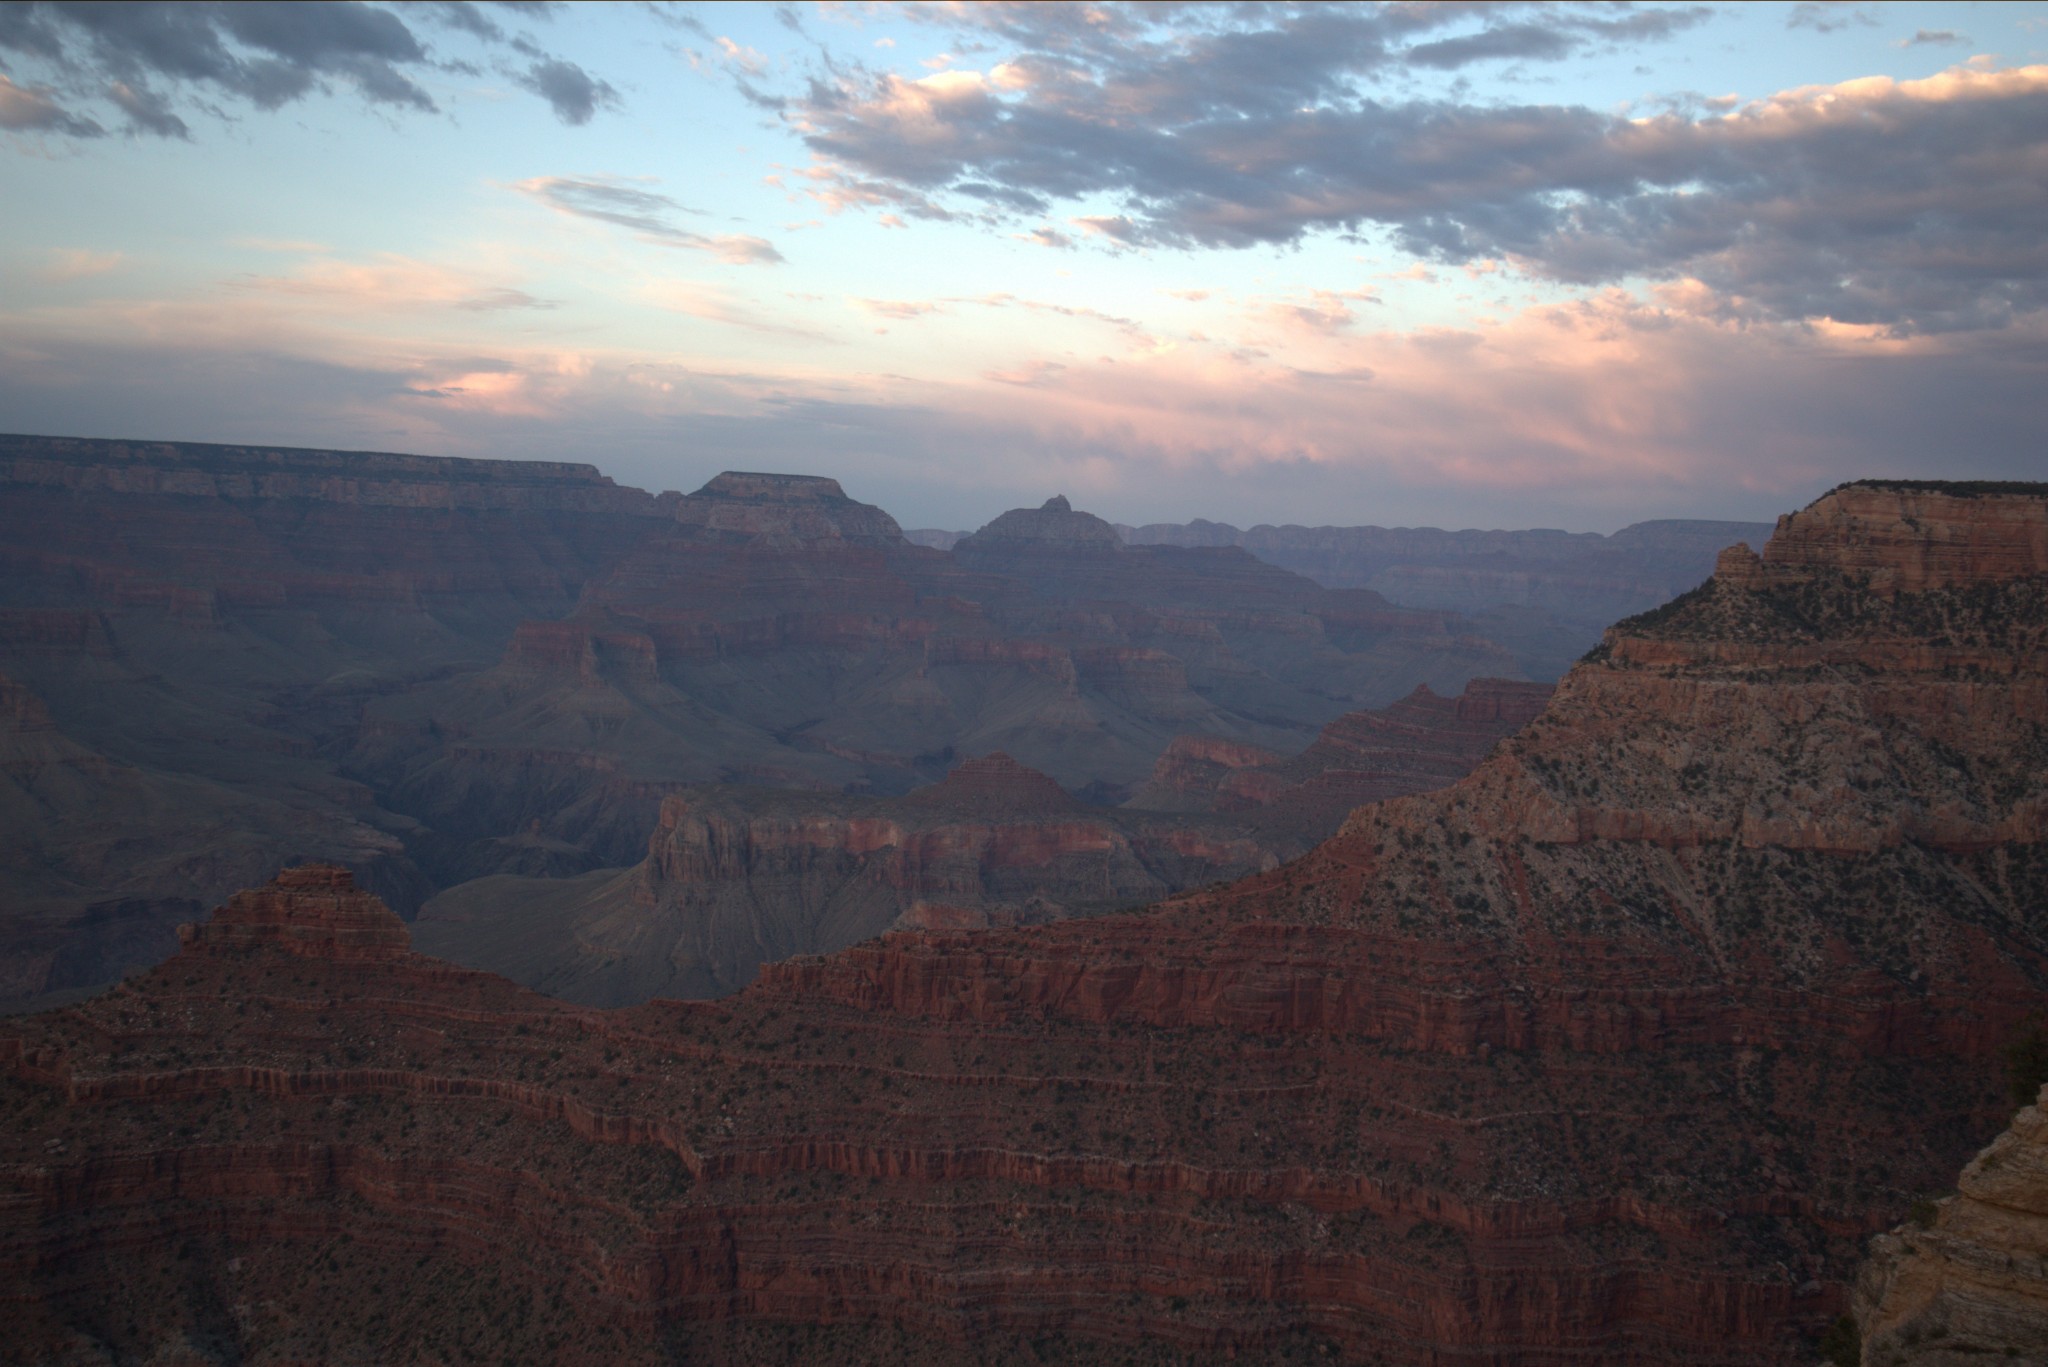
[790,5,2048,334]
[0,0,610,137]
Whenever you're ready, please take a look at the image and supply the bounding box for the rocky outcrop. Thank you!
[1759,482,2048,594]
[0,433,666,514]
[368,488,1521,832]
[955,495,1123,555]
[671,471,908,547]
[1130,678,1550,827]
[177,865,410,962]
[901,750,1078,813]
[1852,1084,2048,1365]
[414,756,1278,1003]
[0,435,687,1007]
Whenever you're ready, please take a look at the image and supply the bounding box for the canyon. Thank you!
[0,436,1527,1012]
[2,479,2043,1363]
[414,679,1546,1005]
[914,513,1775,680]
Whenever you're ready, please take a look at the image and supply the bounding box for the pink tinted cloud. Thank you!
[37,249,125,283]
[5,253,2039,528]
[884,289,2017,506]
[228,253,553,313]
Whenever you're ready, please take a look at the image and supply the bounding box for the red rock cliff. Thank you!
[6,482,2044,1365]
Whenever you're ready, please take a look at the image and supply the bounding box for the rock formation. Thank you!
[0,436,1522,1011]
[2,479,2043,1362]
[413,693,1549,1009]
[352,483,1520,895]
[1120,515,1776,678]
[412,751,1281,1004]
[956,494,1125,555]
[1130,677,1552,818]
[1851,1084,2048,1365]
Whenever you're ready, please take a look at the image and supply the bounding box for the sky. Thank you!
[2,1,2045,534]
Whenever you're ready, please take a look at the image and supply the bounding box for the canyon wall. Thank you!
[415,677,1544,1006]
[1117,515,1776,679]
[0,436,1520,1011]
[2,479,2043,1362]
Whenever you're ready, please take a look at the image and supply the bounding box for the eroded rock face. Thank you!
[1761,483,2048,594]
[1130,677,1552,817]
[1120,515,1778,679]
[413,753,1282,1003]
[672,470,909,547]
[956,495,1124,554]
[177,865,410,962]
[0,437,1516,1010]
[1853,1085,2048,1366]
[4,482,2045,1364]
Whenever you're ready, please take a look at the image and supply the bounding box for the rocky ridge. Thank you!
[1130,677,1552,817]
[1117,515,1777,678]
[3,480,2044,1362]
[414,682,1538,1007]
[0,436,1518,1010]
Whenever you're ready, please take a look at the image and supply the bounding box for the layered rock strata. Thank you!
[414,752,1284,1004]
[1131,677,1552,818]
[3,481,2045,1363]
[357,483,1518,883]
[0,437,1517,1010]
[1852,1084,2048,1365]
[1119,516,1777,678]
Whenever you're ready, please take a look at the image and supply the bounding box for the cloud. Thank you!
[643,281,830,338]
[37,248,124,282]
[1016,225,1072,249]
[515,176,785,264]
[1787,3,1879,33]
[106,79,187,137]
[850,297,941,320]
[1898,29,1968,49]
[715,36,766,76]
[0,0,614,137]
[788,26,2048,334]
[0,73,103,136]
[1406,23,1578,70]
[1257,288,1380,337]
[515,58,618,125]
[6,282,2043,532]
[226,251,556,314]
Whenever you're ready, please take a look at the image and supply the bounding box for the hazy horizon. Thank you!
[5,1,2046,533]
